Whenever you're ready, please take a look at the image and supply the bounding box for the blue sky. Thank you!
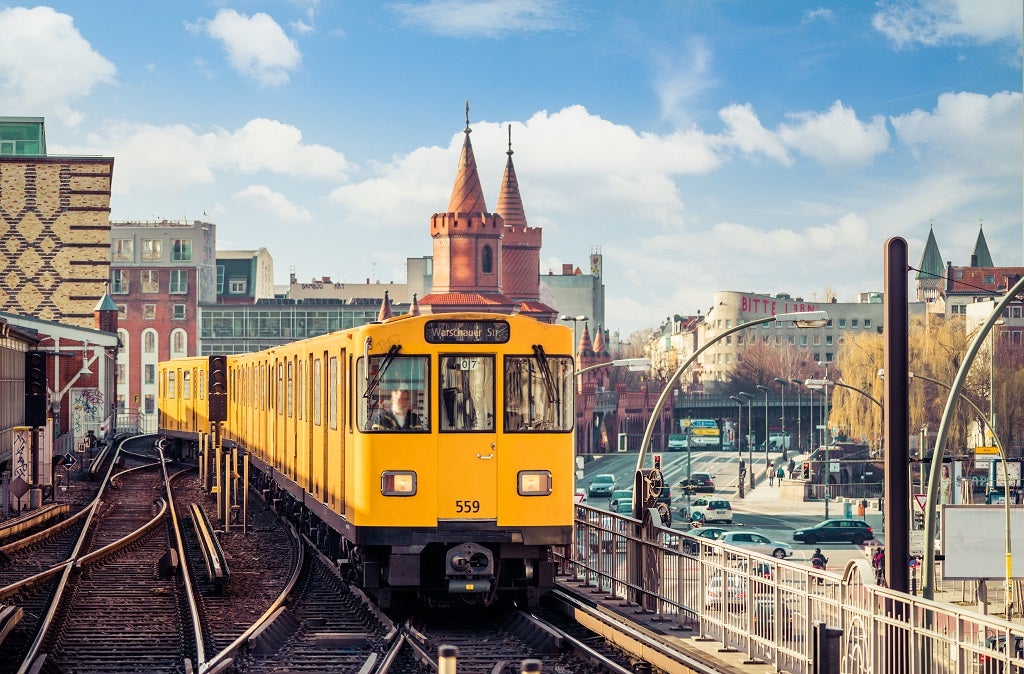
[3,1,1021,337]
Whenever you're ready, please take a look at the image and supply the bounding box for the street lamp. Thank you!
[805,375,831,519]
[729,395,746,497]
[756,384,771,469]
[774,377,789,461]
[791,379,804,454]
[917,277,1024,606]
[634,311,828,502]
[560,314,588,366]
[737,392,754,490]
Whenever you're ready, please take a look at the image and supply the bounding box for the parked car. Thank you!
[718,530,793,559]
[704,574,747,610]
[608,489,634,514]
[588,473,617,497]
[679,472,715,493]
[686,497,733,524]
[792,519,874,545]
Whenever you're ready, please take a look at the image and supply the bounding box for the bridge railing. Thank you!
[557,504,1024,673]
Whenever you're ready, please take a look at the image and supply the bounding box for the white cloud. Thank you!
[201,9,301,86]
[235,185,313,223]
[890,91,1022,175]
[0,6,115,128]
[56,118,349,194]
[719,103,792,165]
[777,101,890,170]
[390,0,570,38]
[653,37,718,126]
[873,0,1022,48]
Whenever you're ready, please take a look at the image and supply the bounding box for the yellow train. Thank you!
[158,312,575,607]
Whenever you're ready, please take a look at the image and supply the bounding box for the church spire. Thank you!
[495,124,527,228]
[447,100,488,215]
[972,220,994,267]
[916,223,944,281]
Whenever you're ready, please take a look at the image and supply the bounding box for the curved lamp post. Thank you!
[917,275,1024,609]
[881,367,1013,618]
[737,391,754,489]
[773,377,790,461]
[756,384,771,469]
[634,311,829,484]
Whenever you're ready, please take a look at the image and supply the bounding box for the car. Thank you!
[704,574,747,610]
[588,473,617,497]
[686,497,733,524]
[608,489,633,514]
[718,531,793,559]
[681,526,732,554]
[751,597,795,640]
[979,634,1024,673]
[792,519,874,545]
[679,472,715,493]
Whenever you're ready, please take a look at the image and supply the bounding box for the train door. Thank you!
[437,353,497,520]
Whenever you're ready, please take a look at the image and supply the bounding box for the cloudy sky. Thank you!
[3,1,1021,336]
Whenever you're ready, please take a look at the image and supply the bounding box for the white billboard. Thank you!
[942,504,1024,580]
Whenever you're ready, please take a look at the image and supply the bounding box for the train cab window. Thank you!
[503,355,574,431]
[439,355,494,432]
[358,355,429,432]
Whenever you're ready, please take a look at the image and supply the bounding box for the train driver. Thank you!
[370,388,424,430]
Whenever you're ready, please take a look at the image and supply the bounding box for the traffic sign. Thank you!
[913,493,927,511]
[829,461,840,473]
[63,453,77,468]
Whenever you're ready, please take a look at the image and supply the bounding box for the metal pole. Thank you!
[791,380,802,457]
[757,385,770,468]
[824,381,830,519]
[776,379,788,461]
[747,399,754,490]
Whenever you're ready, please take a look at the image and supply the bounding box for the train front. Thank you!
[350,314,574,607]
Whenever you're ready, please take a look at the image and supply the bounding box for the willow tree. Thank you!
[829,330,884,449]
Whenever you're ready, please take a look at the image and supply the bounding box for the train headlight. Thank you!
[517,470,552,496]
[381,471,417,496]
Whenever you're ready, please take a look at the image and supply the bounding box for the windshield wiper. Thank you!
[364,344,402,400]
[531,344,559,407]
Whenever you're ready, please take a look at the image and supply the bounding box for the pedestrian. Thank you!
[872,546,886,586]
[776,465,784,486]
[767,463,775,486]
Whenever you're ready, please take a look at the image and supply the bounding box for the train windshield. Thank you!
[439,355,495,432]
[503,354,574,432]
[359,356,430,432]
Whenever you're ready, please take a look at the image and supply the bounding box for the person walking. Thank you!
[767,463,775,487]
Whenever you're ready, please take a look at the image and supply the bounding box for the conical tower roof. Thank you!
[577,323,594,358]
[495,125,527,227]
[447,101,488,215]
[916,225,944,281]
[972,223,994,267]
[377,290,393,321]
[409,293,420,316]
[591,325,608,356]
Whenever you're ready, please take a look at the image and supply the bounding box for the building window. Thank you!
[111,270,129,294]
[826,319,833,328]
[143,304,156,320]
[481,245,493,273]
[864,319,871,328]
[173,304,186,320]
[144,364,155,385]
[229,277,248,293]
[800,335,808,346]
[141,239,162,261]
[141,270,159,293]
[825,335,834,346]
[171,239,192,262]
[951,305,966,315]
[144,395,155,414]
[144,331,156,352]
[1010,306,1022,319]
[813,335,821,346]
[117,304,127,319]
[851,318,859,327]
[217,265,225,294]
[737,335,745,345]
[117,363,127,382]
[955,269,964,279]
[169,270,188,294]
[838,319,846,328]
[172,329,186,354]
[112,239,134,262]
[984,275,995,285]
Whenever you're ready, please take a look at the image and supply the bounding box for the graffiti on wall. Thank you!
[71,388,104,440]
[12,427,31,482]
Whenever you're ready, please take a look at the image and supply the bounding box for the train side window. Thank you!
[503,355,574,432]
[438,355,494,432]
[358,355,429,432]
[313,358,322,426]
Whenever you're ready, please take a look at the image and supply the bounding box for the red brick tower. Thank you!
[495,125,557,322]
[419,103,516,314]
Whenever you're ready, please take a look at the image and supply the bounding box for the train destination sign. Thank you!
[425,320,510,344]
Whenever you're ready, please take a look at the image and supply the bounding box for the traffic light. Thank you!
[654,455,661,470]
[802,462,811,480]
[25,351,47,426]
[208,355,228,422]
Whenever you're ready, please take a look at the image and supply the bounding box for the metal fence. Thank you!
[556,504,1024,673]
